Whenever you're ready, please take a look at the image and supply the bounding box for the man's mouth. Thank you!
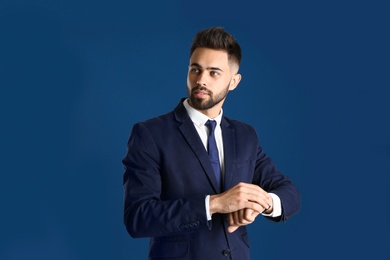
[192,87,211,98]
[194,91,208,98]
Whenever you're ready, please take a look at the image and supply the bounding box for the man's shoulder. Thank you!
[136,110,176,128]
[223,116,256,132]
[222,116,259,145]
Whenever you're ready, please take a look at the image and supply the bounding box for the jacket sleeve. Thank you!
[122,123,209,238]
[252,128,301,222]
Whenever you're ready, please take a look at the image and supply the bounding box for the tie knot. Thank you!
[205,120,217,134]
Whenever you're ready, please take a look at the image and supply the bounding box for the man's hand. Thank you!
[227,208,260,233]
[227,194,274,233]
[209,182,272,216]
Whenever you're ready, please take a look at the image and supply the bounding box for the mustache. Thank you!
[191,86,213,95]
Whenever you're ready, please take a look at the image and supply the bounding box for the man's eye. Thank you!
[191,68,200,73]
[211,71,219,76]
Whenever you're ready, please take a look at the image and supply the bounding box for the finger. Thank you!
[236,191,270,208]
[231,210,251,226]
[261,194,273,212]
[230,183,261,198]
[228,212,235,226]
[238,208,245,223]
[251,209,261,219]
[236,182,270,197]
[237,210,251,225]
[228,213,232,225]
[268,195,273,209]
[245,201,264,213]
[230,211,239,226]
[249,193,272,211]
[227,225,239,233]
[244,208,255,222]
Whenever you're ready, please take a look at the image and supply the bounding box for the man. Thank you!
[123,27,300,259]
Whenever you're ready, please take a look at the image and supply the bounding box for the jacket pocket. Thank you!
[233,160,255,183]
[149,239,189,258]
[236,160,254,168]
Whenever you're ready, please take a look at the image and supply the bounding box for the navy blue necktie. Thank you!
[205,120,221,190]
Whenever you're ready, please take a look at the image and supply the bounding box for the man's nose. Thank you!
[196,72,207,86]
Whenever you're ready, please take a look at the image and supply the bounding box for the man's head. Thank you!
[187,27,242,118]
[190,27,242,72]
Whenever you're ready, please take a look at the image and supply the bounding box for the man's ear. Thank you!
[229,73,242,91]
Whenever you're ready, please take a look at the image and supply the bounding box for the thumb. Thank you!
[227,225,239,233]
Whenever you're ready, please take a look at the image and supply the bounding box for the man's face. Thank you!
[186,48,240,113]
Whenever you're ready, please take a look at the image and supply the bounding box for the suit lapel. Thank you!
[221,118,235,191]
[178,120,221,193]
[174,99,221,193]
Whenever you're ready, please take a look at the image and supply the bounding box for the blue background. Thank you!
[1,0,389,259]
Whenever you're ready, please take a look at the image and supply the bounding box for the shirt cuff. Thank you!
[205,195,212,221]
[262,193,282,217]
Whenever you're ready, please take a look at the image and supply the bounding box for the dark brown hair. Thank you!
[190,27,242,67]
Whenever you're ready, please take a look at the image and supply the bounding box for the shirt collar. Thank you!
[183,98,223,128]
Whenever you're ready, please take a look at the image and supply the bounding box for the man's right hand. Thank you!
[209,182,271,215]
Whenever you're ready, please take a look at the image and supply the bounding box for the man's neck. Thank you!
[188,100,223,119]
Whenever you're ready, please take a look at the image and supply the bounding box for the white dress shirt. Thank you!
[183,99,281,220]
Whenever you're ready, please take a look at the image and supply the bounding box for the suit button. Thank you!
[222,249,231,257]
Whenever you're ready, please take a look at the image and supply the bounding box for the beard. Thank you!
[187,83,230,111]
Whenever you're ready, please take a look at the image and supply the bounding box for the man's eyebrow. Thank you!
[189,63,224,72]
[208,66,223,72]
[189,63,202,68]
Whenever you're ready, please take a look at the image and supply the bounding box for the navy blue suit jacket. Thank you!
[123,99,300,259]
